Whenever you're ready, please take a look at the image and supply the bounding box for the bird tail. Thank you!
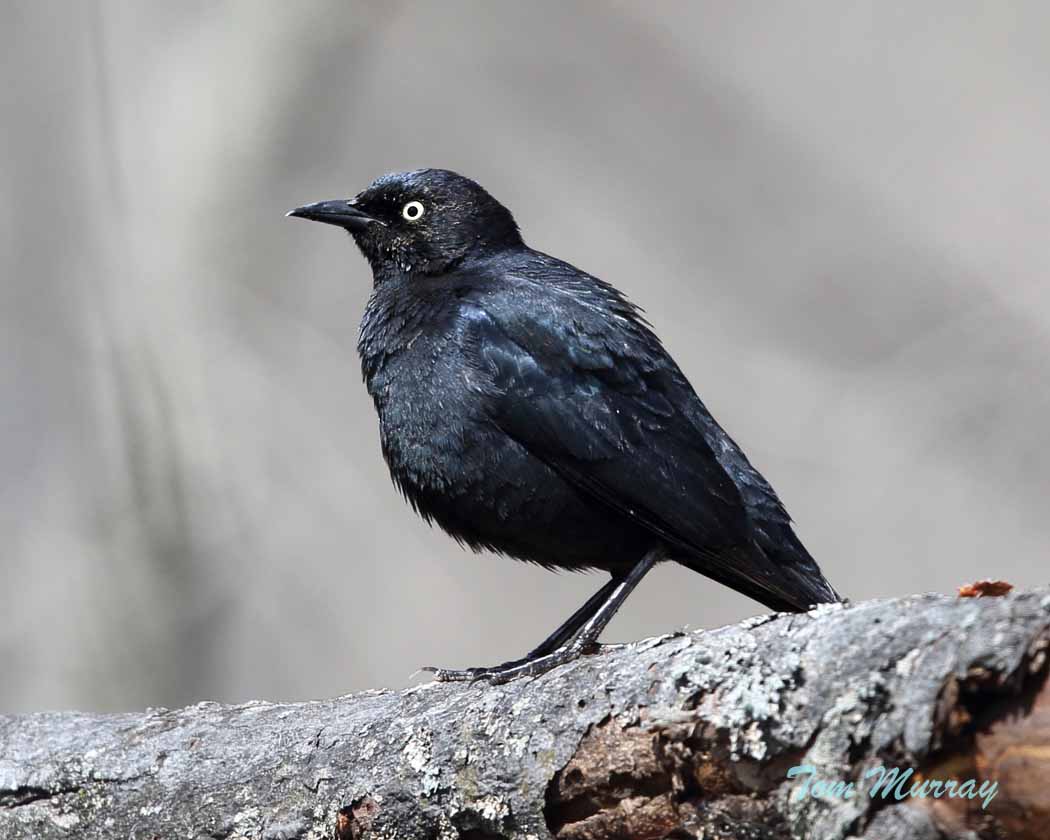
[677,528,841,614]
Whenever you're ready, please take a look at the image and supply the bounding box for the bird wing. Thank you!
[455,259,837,611]
[460,270,757,559]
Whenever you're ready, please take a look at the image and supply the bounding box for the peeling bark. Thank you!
[2,589,1049,839]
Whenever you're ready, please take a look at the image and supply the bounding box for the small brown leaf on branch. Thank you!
[958,580,1014,598]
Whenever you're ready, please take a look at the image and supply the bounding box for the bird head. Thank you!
[288,169,522,278]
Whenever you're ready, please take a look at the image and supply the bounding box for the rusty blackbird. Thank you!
[288,169,841,683]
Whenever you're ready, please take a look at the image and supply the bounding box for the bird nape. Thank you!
[288,168,841,684]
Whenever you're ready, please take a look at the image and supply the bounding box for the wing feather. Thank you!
[452,256,838,610]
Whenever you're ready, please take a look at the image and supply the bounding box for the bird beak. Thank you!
[286,199,381,231]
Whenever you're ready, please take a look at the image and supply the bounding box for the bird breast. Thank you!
[359,306,487,491]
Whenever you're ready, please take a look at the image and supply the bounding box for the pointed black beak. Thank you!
[286,199,380,231]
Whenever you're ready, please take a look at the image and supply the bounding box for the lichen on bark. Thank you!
[2,589,1048,839]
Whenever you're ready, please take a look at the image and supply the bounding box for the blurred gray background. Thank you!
[3,1,1049,713]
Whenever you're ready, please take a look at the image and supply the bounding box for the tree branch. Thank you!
[2,589,1048,839]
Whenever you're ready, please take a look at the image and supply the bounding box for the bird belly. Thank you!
[364,327,653,572]
[379,407,650,572]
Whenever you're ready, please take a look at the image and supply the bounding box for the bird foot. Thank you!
[422,641,601,685]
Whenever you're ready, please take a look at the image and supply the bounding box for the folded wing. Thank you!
[461,269,835,611]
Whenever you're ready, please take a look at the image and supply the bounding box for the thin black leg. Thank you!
[425,547,663,684]
[420,575,620,682]
[525,575,621,658]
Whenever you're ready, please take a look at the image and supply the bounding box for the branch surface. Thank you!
[2,589,1048,839]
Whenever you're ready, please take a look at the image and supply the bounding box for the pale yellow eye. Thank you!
[402,200,425,221]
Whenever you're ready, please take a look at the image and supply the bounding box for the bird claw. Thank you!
[421,642,600,685]
[420,665,492,683]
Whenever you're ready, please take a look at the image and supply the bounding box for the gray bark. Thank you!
[2,588,1049,840]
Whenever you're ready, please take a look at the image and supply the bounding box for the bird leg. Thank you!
[525,574,621,658]
[421,576,620,682]
[424,547,662,684]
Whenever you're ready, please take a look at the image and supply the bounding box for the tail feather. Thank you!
[677,529,841,613]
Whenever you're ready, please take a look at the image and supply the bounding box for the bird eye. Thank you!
[402,200,425,221]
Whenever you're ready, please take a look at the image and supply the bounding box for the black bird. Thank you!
[289,169,840,683]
